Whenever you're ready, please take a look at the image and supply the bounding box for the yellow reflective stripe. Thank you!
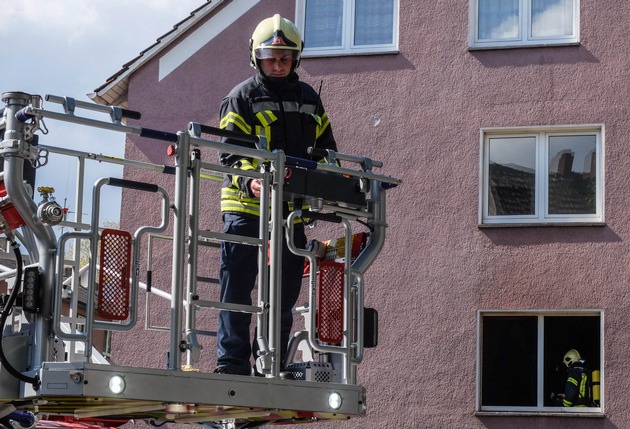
[235,160,255,171]
[562,398,572,407]
[221,188,260,215]
[221,187,255,200]
[229,161,256,187]
[220,112,252,135]
[255,111,268,126]
[219,202,305,222]
[309,113,323,126]
[316,112,330,139]
[220,203,260,216]
[316,158,339,167]
[221,187,305,223]
[255,110,278,127]
[321,112,330,128]
[567,377,578,386]
[255,125,271,147]
[579,374,587,399]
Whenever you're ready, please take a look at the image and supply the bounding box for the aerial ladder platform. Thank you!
[0,91,401,429]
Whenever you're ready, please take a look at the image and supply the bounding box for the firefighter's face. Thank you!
[259,49,293,78]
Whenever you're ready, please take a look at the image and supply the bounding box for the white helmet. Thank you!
[249,14,303,71]
[563,349,581,367]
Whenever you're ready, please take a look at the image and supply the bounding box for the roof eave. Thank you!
[89,0,224,107]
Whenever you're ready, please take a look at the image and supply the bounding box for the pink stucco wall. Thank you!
[109,1,630,428]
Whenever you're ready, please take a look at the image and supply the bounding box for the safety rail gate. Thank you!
[0,91,401,429]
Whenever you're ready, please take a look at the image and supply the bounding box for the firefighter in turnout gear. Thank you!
[562,349,594,407]
[214,14,338,376]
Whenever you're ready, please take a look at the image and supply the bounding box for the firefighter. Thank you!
[214,14,337,376]
[561,349,594,407]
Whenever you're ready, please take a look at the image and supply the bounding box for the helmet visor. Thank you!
[255,48,300,61]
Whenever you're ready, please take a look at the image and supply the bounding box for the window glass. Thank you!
[531,0,574,38]
[480,126,602,225]
[354,0,395,46]
[298,0,398,55]
[305,0,344,48]
[471,0,578,48]
[478,0,519,40]
[547,135,596,215]
[481,316,537,406]
[488,136,536,216]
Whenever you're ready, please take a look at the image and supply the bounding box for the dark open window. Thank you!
[478,312,602,413]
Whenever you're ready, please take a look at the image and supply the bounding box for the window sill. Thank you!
[301,50,399,59]
[476,410,604,418]
[478,222,606,228]
[468,41,580,51]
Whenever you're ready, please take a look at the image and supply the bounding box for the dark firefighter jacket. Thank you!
[218,72,337,217]
[563,362,593,407]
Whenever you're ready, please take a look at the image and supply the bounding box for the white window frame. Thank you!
[295,0,399,57]
[476,310,604,415]
[469,0,580,50]
[479,125,604,226]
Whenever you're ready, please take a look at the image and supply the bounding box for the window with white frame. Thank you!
[479,126,603,226]
[469,0,579,49]
[477,311,602,413]
[295,0,399,57]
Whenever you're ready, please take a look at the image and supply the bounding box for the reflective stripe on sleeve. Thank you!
[220,112,252,135]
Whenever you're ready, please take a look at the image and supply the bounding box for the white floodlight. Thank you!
[328,392,342,410]
[108,375,126,394]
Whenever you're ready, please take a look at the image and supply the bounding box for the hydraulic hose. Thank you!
[0,240,39,389]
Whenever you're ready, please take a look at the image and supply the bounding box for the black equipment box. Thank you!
[283,167,367,208]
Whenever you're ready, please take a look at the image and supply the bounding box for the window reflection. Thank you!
[305,0,343,48]
[488,137,536,216]
[548,135,596,214]
[478,0,518,40]
[531,0,574,38]
[354,0,395,46]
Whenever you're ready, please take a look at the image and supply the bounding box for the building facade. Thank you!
[92,0,630,428]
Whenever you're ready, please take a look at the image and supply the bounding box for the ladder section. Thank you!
[178,125,284,376]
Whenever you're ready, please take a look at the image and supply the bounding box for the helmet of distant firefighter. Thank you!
[563,349,581,367]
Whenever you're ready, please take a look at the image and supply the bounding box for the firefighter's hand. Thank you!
[249,179,262,198]
[553,393,565,406]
